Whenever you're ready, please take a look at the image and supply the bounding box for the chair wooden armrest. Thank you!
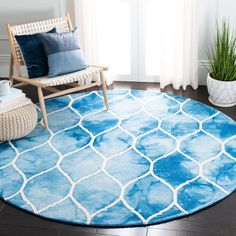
[89,65,109,71]
[12,76,44,87]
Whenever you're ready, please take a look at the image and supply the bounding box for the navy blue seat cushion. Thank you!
[15,28,56,78]
[37,28,87,77]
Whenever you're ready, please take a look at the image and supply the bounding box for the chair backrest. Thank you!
[7,13,73,76]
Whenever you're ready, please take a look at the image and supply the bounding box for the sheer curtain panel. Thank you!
[159,0,198,90]
[74,0,199,90]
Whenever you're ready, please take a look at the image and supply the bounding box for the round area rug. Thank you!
[0,90,236,227]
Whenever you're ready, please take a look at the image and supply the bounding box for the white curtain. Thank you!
[74,0,198,90]
[159,0,198,90]
[74,0,99,65]
[74,0,114,85]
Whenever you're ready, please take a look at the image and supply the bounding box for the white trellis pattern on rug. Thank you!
[0,90,235,227]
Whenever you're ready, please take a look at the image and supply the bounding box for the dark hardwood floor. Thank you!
[0,81,235,236]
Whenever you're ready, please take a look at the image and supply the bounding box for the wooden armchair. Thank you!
[6,13,109,129]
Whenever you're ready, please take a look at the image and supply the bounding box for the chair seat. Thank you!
[34,66,101,87]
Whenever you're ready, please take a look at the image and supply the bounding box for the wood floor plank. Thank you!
[150,220,236,235]
[59,230,119,236]
[0,200,5,213]
[0,224,60,236]
[96,227,147,236]
[0,203,96,233]
[148,228,187,236]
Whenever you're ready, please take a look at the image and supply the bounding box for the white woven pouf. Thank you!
[0,103,37,142]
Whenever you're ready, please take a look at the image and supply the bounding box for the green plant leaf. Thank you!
[206,19,236,81]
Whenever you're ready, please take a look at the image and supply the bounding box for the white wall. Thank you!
[197,0,236,85]
[197,0,219,85]
[0,0,235,85]
[219,0,236,22]
[0,0,73,77]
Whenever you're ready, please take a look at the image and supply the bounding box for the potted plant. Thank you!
[206,20,236,107]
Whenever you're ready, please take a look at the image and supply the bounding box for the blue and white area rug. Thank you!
[0,90,236,227]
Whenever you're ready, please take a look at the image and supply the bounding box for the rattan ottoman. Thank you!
[0,103,37,142]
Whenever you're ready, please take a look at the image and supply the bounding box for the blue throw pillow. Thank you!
[15,28,56,78]
[37,28,87,77]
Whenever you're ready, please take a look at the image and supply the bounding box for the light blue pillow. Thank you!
[37,28,87,77]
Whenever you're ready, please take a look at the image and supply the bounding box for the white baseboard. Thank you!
[0,55,209,85]
[0,55,10,78]
[198,60,208,86]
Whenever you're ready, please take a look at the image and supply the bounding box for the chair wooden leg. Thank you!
[37,87,49,129]
[9,54,14,84]
[100,71,109,110]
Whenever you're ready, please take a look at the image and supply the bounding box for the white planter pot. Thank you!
[207,74,236,107]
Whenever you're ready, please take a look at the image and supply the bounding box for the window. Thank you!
[95,0,161,82]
